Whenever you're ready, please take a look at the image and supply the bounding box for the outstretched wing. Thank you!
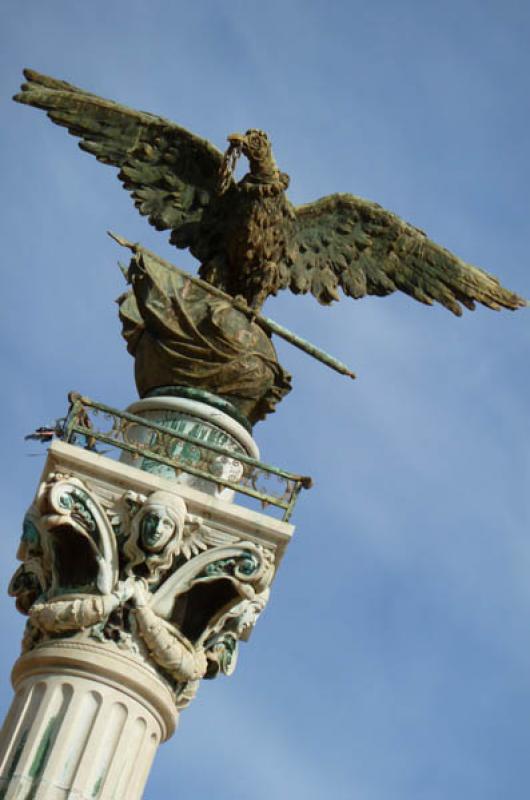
[286,193,525,315]
[14,69,224,253]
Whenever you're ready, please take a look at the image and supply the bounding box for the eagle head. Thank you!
[218,129,287,194]
[227,129,272,166]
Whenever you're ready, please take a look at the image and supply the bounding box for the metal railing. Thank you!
[61,394,312,522]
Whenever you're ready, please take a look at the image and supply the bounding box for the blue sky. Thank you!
[1,1,530,797]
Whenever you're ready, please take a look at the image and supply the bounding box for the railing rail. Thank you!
[61,394,311,521]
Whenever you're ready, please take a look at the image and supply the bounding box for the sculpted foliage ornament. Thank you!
[9,473,276,706]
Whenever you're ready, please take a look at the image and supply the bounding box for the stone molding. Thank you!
[1,644,165,799]
[12,639,177,739]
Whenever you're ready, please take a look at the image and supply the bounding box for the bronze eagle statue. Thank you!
[14,69,526,318]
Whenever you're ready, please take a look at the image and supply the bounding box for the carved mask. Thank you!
[124,490,187,584]
[140,506,177,553]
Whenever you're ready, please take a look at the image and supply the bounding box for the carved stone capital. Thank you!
[9,442,293,715]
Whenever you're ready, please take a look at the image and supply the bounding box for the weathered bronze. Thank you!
[13,69,527,425]
[61,394,311,520]
[110,232,357,380]
[14,69,526,317]
[110,233,355,416]
[116,240,292,424]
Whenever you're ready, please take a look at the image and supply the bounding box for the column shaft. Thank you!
[0,642,176,800]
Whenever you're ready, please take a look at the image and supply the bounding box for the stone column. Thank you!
[0,641,174,800]
[0,413,294,799]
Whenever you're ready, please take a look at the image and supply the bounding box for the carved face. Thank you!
[139,505,177,553]
[124,490,187,582]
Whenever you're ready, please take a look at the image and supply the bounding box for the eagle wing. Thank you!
[285,193,525,315]
[14,69,225,254]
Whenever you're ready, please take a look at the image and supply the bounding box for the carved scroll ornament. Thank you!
[9,473,276,706]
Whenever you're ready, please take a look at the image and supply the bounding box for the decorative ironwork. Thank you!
[61,394,311,521]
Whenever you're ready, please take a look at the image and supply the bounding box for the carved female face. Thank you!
[139,505,176,553]
[124,490,187,582]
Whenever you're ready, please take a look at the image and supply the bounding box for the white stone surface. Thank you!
[46,440,293,562]
[0,640,173,799]
[0,440,295,799]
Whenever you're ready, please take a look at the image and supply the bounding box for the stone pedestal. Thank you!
[120,393,259,501]
[0,417,295,799]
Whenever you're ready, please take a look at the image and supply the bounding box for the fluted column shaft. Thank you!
[0,641,176,800]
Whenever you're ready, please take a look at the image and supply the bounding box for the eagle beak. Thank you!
[227,133,245,147]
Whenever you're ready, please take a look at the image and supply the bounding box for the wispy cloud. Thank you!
[2,2,529,798]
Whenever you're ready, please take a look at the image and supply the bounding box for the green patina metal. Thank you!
[257,314,356,380]
[145,386,253,433]
[63,394,311,521]
[118,237,357,384]
[153,421,243,480]
[137,412,241,478]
